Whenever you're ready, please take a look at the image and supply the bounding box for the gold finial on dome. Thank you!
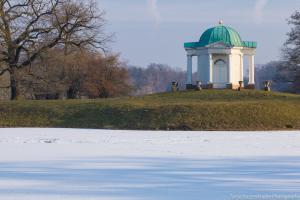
[218,20,223,25]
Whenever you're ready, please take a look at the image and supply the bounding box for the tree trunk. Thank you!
[10,72,17,100]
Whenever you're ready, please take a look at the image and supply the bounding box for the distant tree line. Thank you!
[128,64,186,95]
[255,10,300,94]
[255,61,293,92]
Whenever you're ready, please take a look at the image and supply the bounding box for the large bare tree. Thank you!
[0,0,110,100]
[283,11,300,92]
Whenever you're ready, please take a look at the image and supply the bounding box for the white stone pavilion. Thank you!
[184,22,257,89]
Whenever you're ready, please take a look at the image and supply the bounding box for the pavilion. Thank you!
[184,22,257,89]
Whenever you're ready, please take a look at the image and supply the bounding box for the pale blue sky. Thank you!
[99,0,300,68]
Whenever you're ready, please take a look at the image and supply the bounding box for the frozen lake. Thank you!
[0,128,300,200]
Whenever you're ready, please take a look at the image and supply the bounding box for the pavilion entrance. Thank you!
[213,59,228,88]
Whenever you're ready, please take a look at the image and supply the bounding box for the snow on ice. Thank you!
[0,128,300,200]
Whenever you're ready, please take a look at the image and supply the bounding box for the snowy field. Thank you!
[1,129,300,200]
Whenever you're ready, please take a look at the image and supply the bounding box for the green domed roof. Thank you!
[184,24,257,49]
[199,25,243,47]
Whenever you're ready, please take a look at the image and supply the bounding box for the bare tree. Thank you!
[128,64,186,95]
[82,54,132,98]
[282,11,300,92]
[17,49,132,99]
[0,0,110,100]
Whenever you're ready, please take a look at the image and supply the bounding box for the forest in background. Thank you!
[0,0,299,100]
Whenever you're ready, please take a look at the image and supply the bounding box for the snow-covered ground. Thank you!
[1,128,300,200]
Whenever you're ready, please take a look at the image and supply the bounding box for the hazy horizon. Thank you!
[99,0,300,69]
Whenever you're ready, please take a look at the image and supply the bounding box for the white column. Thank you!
[208,54,213,83]
[227,54,232,83]
[187,55,193,85]
[240,54,244,82]
[197,55,201,81]
[248,55,255,85]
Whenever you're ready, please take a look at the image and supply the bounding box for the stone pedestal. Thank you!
[172,82,179,92]
[195,81,202,91]
[264,81,271,92]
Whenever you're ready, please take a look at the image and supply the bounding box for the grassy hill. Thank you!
[0,90,300,130]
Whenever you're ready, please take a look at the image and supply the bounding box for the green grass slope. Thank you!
[0,90,299,130]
